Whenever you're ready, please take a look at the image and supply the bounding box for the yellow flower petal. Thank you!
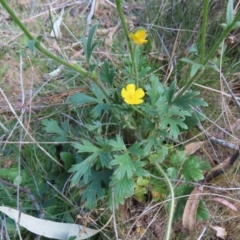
[135,88,145,98]
[121,84,145,105]
[136,29,147,39]
[121,88,128,98]
[129,29,148,45]
[129,33,138,42]
[126,84,136,92]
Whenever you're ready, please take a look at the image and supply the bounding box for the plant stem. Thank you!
[130,105,147,118]
[199,0,209,64]
[154,162,175,240]
[133,45,139,88]
[115,0,133,54]
[115,0,138,83]
[0,0,110,101]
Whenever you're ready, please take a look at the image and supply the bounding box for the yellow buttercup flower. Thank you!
[121,84,145,105]
[129,29,148,45]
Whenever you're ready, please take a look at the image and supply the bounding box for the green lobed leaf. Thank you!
[81,24,98,63]
[0,167,18,182]
[144,133,165,153]
[99,60,116,87]
[69,152,99,185]
[98,151,112,168]
[133,160,149,177]
[138,66,151,78]
[146,75,164,105]
[110,178,135,207]
[71,140,100,153]
[110,153,136,180]
[165,80,177,103]
[107,134,127,151]
[90,84,106,101]
[67,92,99,106]
[161,116,188,139]
[149,145,168,163]
[183,110,205,129]
[167,167,178,180]
[81,170,112,209]
[41,119,67,141]
[197,200,209,220]
[60,152,75,171]
[172,91,208,111]
[134,184,148,203]
[137,177,149,186]
[128,142,147,157]
[181,156,205,181]
[90,103,109,119]
[170,151,186,166]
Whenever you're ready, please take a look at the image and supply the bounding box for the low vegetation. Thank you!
[1,0,240,239]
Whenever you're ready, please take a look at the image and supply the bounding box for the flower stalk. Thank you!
[115,0,148,88]
[154,161,175,240]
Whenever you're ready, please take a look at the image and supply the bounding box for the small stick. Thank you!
[209,61,240,108]
[0,177,44,219]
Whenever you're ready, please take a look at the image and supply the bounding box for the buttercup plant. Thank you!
[2,0,240,239]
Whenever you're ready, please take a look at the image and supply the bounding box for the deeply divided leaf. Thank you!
[110,153,136,180]
[110,178,135,207]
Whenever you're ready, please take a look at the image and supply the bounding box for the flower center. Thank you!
[128,90,135,99]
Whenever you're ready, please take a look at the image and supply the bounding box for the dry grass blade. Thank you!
[184,141,205,156]
[182,186,203,236]
[212,197,238,212]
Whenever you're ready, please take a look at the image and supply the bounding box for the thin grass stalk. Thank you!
[0,0,110,101]
[175,10,240,100]
[200,0,209,64]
